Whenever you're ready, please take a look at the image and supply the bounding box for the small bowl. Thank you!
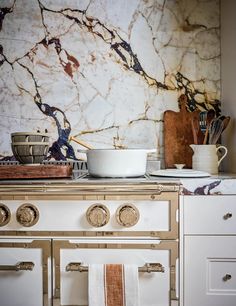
[11,142,49,164]
[11,132,49,143]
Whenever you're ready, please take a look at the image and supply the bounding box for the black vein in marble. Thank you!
[38,1,168,90]
[176,72,221,115]
[17,62,77,161]
[183,180,221,195]
[0,1,15,31]
[0,45,5,66]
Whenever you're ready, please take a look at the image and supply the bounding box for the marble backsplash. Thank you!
[0,0,220,161]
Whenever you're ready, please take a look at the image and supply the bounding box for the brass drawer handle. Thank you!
[223,274,232,281]
[0,261,34,271]
[223,213,232,220]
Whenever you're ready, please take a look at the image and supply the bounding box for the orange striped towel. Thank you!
[89,264,140,306]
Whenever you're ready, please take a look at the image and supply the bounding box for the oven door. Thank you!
[0,239,51,306]
[53,239,178,306]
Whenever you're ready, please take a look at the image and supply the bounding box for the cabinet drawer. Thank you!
[184,236,236,306]
[184,195,236,234]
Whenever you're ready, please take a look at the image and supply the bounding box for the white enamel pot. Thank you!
[80,149,156,177]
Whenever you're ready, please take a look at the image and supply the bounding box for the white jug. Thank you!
[190,144,228,174]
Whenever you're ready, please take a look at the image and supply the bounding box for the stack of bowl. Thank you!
[11,132,50,164]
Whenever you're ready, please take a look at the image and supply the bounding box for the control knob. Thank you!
[86,204,110,227]
[116,204,140,227]
[16,204,39,227]
[0,204,11,226]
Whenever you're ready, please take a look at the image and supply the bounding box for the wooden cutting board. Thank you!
[164,95,203,168]
[0,164,72,179]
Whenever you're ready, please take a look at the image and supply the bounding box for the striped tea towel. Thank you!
[89,264,140,306]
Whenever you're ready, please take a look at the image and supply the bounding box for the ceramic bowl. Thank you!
[11,142,49,164]
[11,132,49,143]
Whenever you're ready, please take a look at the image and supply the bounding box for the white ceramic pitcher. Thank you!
[190,144,228,174]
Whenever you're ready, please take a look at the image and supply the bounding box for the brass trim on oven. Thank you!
[0,240,51,306]
[0,229,178,239]
[52,240,178,303]
[0,183,180,195]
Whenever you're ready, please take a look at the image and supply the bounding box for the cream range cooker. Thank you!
[0,175,180,306]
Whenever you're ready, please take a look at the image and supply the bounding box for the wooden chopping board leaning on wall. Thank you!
[164,94,203,168]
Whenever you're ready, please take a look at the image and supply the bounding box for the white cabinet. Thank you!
[0,239,51,306]
[182,196,236,306]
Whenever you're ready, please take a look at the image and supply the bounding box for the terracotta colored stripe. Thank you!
[105,264,124,306]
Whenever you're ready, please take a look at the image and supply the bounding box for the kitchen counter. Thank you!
[0,171,236,195]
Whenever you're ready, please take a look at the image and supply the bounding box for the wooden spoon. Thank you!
[191,116,200,144]
[222,116,230,132]
[203,109,215,144]
[69,136,93,149]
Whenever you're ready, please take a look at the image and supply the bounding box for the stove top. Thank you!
[72,171,151,182]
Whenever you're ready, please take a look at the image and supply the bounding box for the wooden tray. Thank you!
[0,164,72,179]
[164,95,203,168]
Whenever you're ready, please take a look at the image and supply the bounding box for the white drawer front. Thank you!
[0,239,48,306]
[184,195,236,234]
[184,236,236,306]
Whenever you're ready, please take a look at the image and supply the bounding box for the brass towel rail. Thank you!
[66,262,165,273]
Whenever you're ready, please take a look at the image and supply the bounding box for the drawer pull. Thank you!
[0,261,34,271]
[223,274,232,281]
[223,213,232,220]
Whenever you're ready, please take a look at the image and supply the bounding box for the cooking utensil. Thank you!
[203,109,215,144]
[208,117,225,144]
[222,116,230,132]
[199,111,207,132]
[80,148,156,177]
[191,116,200,144]
[69,136,93,149]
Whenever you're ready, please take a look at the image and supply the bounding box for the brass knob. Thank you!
[223,213,232,220]
[116,204,140,227]
[16,204,39,227]
[0,204,11,227]
[86,204,110,227]
[223,274,232,281]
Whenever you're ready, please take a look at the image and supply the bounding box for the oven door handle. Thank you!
[66,262,165,273]
[0,261,35,271]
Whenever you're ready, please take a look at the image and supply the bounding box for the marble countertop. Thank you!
[0,171,236,195]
